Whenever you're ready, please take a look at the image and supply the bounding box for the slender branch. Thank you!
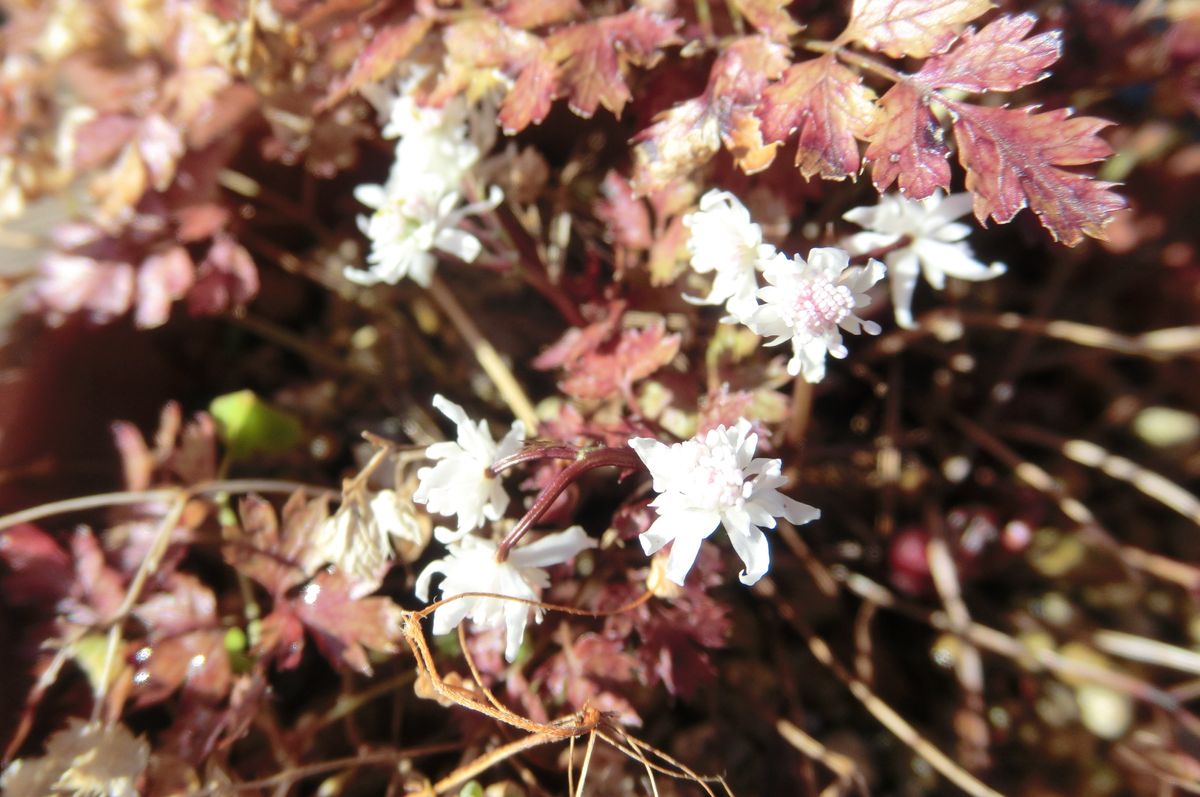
[768,577,1004,797]
[427,274,540,432]
[229,745,461,792]
[491,203,586,327]
[0,479,334,531]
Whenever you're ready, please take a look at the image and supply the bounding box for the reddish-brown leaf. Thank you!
[917,13,1061,92]
[631,99,721,195]
[758,55,878,180]
[135,246,194,329]
[728,0,800,42]
[561,323,681,401]
[864,14,1064,199]
[535,633,642,725]
[951,105,1124,245]
[596,172,652,250]
[227,495,309,597]
[844,0,993,58]
[547,8,682,118]
[863,82,950,197]
[495,0,583,29]
[133,574,230,704]
[33,256,135,327]
[0,525,72,608]
[633,37,789,192]
[289,570,401,676]
[258,606,307,670]
[500,52,559,133]
[320,15,434,110]
[435,16,554,134]
[533,300,626,371]
[186,235,259,317]
[67,528,128,626]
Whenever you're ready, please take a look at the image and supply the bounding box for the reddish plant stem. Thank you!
[491,443,582,476]
[492,204,587,327]
[495,445,644,561]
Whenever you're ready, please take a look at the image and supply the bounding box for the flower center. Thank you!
[785,276,855,335]
[691,446,747,510]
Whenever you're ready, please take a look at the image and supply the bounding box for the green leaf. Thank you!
[209,390,302,460]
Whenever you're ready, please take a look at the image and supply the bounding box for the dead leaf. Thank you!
[0,719,148,797]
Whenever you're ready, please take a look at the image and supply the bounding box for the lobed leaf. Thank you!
[951,105,1125,245]
[917,13,1061,93]
[864,82,951,196]
[320,15,434,111]
[596,171,652,250]
[634,37,790,192]
[547,8,683,118]
[844,0,993,58]
[728,0,801,42]
[758,55,878,180]
[0,719,148,797]
[495,0,583,28]
[561,323,681,401]
[289,571,402,676]
[435,16,555,133]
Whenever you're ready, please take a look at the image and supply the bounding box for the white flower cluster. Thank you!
[388,394,821,656]
[346,74,502,288]
[842,191,1007,329]
[415,525,596,662]
[683,190,885,383]
[683,189,1007,377]
[411,395,595,662]
[630,419,819,586]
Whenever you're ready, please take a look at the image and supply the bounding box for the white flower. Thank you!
[842,191,1006,329]
[415,526,597,662]
[747,249,884,383]
[347,74,503,287]
[629,419,820,586]
[413,395,525,534]
[682,189,778,322]
[345,184,501,288]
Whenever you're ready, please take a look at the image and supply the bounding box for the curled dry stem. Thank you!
[398,586,728,792]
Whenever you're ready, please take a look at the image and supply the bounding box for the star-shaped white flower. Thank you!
[413,395,525,534]
[346,74,502,287]
[842,191,1006,329]
[682,189,778,322]
[345,184,501,288]
[747,248,884,383]
[629,420,819,586]
[415,526,597,662]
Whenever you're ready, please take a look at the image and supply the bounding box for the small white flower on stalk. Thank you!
[683,189,778,322]
[748,249,884,384]
[842,191,1006,329]
[415,526,597,662]
[347,184,502,288]
[629,419,820,587]
[413,395,525,535]
[346,74,502,288]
